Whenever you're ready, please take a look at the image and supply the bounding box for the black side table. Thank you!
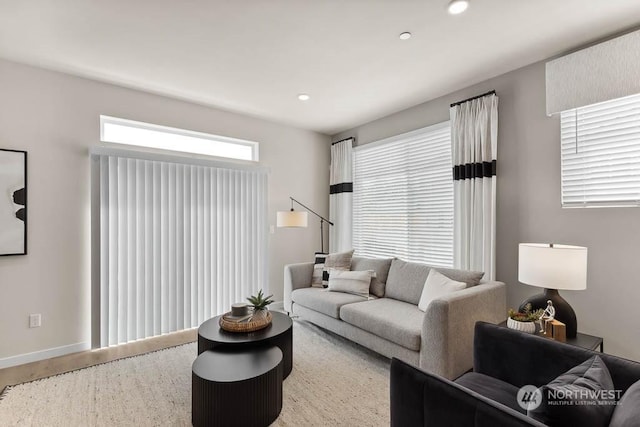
[498,321,603,352]
[192,347,283,427]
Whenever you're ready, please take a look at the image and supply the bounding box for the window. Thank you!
[561,93,640,207]
[353,122,453,267]
[100,116,259,161]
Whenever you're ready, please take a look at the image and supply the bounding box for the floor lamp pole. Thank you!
[287,197,334,254]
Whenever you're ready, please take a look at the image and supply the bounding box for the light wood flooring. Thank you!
[0,328,197,394]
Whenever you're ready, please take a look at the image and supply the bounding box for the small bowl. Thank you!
[231,303,249,316]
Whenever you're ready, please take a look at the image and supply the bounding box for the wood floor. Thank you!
[0,328,197,394]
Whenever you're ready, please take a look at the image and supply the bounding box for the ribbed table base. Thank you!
[192,349,283,427]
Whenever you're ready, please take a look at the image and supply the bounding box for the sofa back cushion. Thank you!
[385,259,431,304]
[385,259,485,305]
[323,249,354,287]
[351,256,394,297]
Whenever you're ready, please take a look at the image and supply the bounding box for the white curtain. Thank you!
[451,93,498,280]
[98,151,268,347]
[329,138,353,253]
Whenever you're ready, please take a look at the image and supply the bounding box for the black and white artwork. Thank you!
[0,149,27,256]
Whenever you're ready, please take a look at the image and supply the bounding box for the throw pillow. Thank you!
[528,355,616,427]
[312,252,327,288]
[322,249,355,287]
[418,269,466,312]
[327,269,372,298]
[351,256,394,297]
[609,379,640,427]
[434,267,484,287]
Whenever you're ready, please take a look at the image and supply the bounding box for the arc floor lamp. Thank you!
[277,197,333,254]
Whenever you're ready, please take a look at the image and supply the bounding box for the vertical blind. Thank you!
[352,122,454,267]
[561,92,640,207]
[98,151,268,347]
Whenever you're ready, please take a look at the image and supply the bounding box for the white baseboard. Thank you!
[0,342,91,370]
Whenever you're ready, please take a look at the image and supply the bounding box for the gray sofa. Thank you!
[284,256,506,380]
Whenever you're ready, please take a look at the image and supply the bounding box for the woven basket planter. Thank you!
[219,310,272,333]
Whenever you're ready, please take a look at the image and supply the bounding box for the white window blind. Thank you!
[96,150,268,347]
[353,122,453,267]
[561,92,640,207]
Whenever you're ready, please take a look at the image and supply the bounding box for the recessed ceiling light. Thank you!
[298,94,310,101]
[448,0,469,15]
[399,32,412,40]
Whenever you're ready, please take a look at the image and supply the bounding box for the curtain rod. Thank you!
[450,90,496,108]
[331,136,355,146]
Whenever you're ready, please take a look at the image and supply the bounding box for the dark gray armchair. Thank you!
[390,322,640,426]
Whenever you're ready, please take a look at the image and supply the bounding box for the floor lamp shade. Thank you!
[277,211,308,228]
[518,243,587,338]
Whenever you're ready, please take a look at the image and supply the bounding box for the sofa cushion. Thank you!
[385,259,484,305]
[291,287,366,319]
[351,256,394,297]
[418,269,466,312]
[436,266,485,287]
[323,249,354,287]
[339,298,424,351]
[385,259,430,304]
[528,355,615,427]
[455,372,525,414]
[610,379,640,427]
[327,269,373,298]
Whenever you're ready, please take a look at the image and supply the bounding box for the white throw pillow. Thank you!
[418,269,466,312]
[327,269,372,298]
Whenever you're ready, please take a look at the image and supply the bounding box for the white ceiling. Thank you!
[1,1,640,135]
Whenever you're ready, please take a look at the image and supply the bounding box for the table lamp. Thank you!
[518,243,587,338]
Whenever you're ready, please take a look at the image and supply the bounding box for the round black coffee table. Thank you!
[192,347,283,427]
[198,310,293,378]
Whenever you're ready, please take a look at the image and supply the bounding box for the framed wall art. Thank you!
[0,149,27,256]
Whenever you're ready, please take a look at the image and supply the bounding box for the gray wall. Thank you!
[334,61,640,361]
[0,59,329,362]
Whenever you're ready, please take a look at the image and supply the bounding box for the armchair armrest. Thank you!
[390,358,544,427]
[420,281,506,379]
[283,262,313,313]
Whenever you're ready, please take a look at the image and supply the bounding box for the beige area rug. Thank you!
[0,320,390,426]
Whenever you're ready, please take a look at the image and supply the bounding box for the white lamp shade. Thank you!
[277,211,308,228]
[518,243,587,290]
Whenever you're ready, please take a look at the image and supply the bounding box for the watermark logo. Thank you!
[517,385,542,411]
[517,385,623,410]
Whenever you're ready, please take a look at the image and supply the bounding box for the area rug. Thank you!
[0,320,390,426]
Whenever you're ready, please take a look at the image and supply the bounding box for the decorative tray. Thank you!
[219,310,272,333]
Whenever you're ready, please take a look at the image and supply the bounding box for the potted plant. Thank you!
[247,289,274,321]
[507,303,544,334]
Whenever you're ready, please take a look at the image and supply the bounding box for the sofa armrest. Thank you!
[420,281,506,380]
[283,262,314,313]
[390,358,544,427]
